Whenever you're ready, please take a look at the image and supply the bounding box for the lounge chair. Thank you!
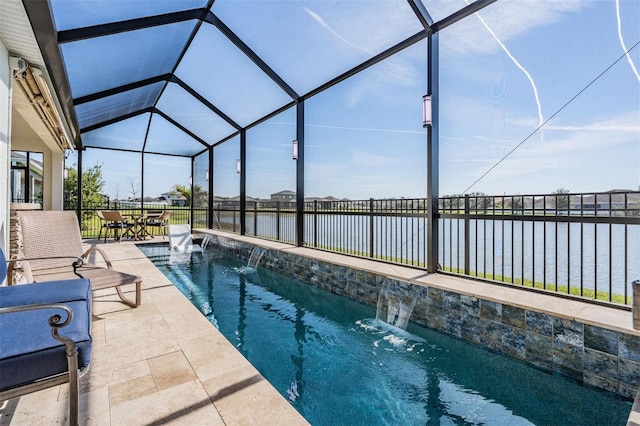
[168,224,204,254]
[9,210,142,307]
[0,247,92,426]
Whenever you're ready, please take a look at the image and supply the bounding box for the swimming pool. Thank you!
[140,244,631,425]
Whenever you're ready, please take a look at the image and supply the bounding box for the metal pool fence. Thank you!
[68,202,191,240]
[439,192,640,305]
[72,190,640,306]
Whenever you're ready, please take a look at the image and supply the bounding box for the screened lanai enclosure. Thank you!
[25,1,640,306]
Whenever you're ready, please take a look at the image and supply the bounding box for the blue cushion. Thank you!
[0,279,91,308]
[0,247,7,283]
[0,279,92,391]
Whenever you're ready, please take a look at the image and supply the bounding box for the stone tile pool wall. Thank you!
[208,234,640,400]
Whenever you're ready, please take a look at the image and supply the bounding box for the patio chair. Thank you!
[146,210,171,239]
[100,210,134,242]
[96,210,108,241]
[9,210,142,307]
[0,247,92,426]
[168,224,204,254]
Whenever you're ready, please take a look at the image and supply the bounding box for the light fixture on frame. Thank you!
[422,95,432,128]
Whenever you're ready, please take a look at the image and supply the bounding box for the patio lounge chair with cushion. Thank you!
[0,247,92,426]
[9,210,142,307]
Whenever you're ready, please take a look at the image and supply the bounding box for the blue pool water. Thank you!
[140,244,632,425]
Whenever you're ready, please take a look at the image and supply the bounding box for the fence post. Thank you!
[369,198,374,258]
[634,280,640,330]
[464,195,470,275]
[276,201,281,241]
[233,208,237,233]
[313,200,318,247]
[253,201,257,237]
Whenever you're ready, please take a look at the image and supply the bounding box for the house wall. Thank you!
[205,233,640,400]
[0,41,10,259]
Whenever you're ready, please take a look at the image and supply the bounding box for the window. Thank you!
[10,151,44,204]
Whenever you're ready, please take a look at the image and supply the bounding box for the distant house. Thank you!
[304,195,342,209]
[570,191,640,213]
[158,191,188,206]
[270,190,295,202]
[211,195,227,207]
[221,195,258,208]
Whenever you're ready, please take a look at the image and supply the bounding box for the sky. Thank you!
[65,0,640,201]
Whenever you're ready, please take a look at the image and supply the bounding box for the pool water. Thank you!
[140,245,632,425]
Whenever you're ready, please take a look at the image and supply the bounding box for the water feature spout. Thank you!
[247,247,267,269]
[236,247,267,275]
[376,279,416,330]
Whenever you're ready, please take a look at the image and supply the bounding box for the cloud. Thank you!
[616,0,640,83]
[462,0,545,134]
[440,0,587,56]
[544,116,640,133]
[303,3,421,55]
[343,56,423,107]
[350,148,402,167]
[304,7,373,55]
[303,3,424,106]
[454,112,639,193]
[305,122,423,135]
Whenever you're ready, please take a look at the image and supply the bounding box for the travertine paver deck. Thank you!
[0,239,309,425]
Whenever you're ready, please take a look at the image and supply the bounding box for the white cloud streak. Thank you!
[441,1,586,56]
[302,5,423,107]
[303,7,373,55]
[466,0,544,131]
[616,0,640,82]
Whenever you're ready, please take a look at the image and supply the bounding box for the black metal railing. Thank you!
[245,200,297,244]
[304,198,428,267]
[439,192,640,305]
[210,200,297,243]
[73,190,640,306]
[68,202,192,239]
[210,201,241,234]
[10,197,43,204]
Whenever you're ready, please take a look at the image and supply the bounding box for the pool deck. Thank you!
[1,230,638,425]
[0,237,309,425]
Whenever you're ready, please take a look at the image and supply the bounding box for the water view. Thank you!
[231,213,640,299]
